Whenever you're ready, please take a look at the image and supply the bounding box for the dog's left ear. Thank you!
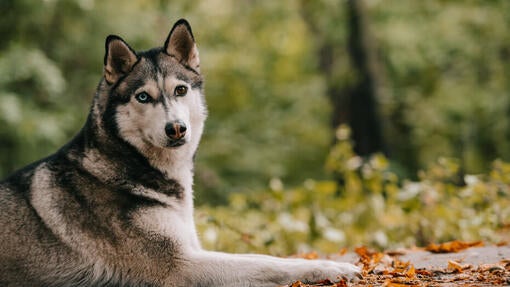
[164,19,200,72]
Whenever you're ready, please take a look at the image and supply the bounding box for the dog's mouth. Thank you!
[166,139,186,148]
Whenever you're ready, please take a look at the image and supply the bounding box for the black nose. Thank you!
[165,120,187,140]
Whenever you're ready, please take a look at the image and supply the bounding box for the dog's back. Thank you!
[0,156,82,285]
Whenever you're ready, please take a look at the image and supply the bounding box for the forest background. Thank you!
[1,0,509,254]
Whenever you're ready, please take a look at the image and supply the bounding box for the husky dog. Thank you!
[0,19,360,286]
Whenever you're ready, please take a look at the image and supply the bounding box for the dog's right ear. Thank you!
[104,35,138,85]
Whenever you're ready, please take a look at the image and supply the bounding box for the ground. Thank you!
[284,242,510,286]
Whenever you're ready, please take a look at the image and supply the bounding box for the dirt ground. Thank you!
[287,243,510,286]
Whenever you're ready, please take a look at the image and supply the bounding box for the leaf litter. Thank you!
[280,241,510,287]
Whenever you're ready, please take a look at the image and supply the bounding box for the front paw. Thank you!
[319,260,361,282]
[295,260,362,283]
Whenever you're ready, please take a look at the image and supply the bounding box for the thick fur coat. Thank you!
[0,19,360,287]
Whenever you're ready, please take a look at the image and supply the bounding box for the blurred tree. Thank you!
[300,0,385,157]
[370,0,510,175]
[166,1,335,203]
[0,0,71,175]
[343,0,385,156]
[1,0,510,202]
[0,0,333,204]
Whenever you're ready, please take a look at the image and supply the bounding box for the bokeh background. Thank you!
[1,0,509,253]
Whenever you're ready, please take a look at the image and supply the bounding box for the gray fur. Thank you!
[0,19,360,287]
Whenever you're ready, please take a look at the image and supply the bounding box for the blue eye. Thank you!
[135,92,151,103]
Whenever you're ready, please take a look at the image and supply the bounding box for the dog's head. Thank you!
[96,19,206,157]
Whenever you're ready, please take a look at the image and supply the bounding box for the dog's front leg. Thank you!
[172,250,361,287]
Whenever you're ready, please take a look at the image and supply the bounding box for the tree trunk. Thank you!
[301,0,385,156]
[343,0,384,155]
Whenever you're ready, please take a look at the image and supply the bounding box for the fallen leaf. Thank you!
[405,264,416,278]
[290,281,306,287]
[425,240,483,253]
[447,260,463,273]
[415,269,432,276]
[298,251,319,260]
[496,241,508,247]
[385,249,407,256]
[333,280,348,287]
[382,279,417,287]
[315,279,334,285]
[338,248,348,256]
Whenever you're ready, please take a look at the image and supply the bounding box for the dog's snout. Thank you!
[165,120,187,140]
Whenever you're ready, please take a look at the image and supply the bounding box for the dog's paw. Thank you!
[319,260,362,282]
[291,260,362,283]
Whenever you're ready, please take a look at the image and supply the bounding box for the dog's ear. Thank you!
[164,19,200,72]
[104,35,138,85]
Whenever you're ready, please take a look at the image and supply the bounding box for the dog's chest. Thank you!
[132,201,199,248]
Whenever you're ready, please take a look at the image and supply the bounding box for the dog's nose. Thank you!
[165,120,187,140]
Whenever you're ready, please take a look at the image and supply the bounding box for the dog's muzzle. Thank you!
[165,120,187,145]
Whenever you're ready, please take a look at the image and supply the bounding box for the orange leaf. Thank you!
[448,260,463,273]
[415,269,433,276]
[290,281,306,287]
[496,241,508,247]
[316,279,334,285]
[405,264,416,278]
[425,240,483,253]
[299,251,319,260]
[355,246,372,259]
[334,280,348,287]
[394,259,410,270]
[372,252,385,264]
[383,280,415,287]
[338,248,348,256]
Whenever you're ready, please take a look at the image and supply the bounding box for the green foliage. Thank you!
[0,0,332,202]
[196,126,510,254]
[1,1,509,207]
[0,45,75,175]
[1,0,509,255]
[369,0,510,174]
